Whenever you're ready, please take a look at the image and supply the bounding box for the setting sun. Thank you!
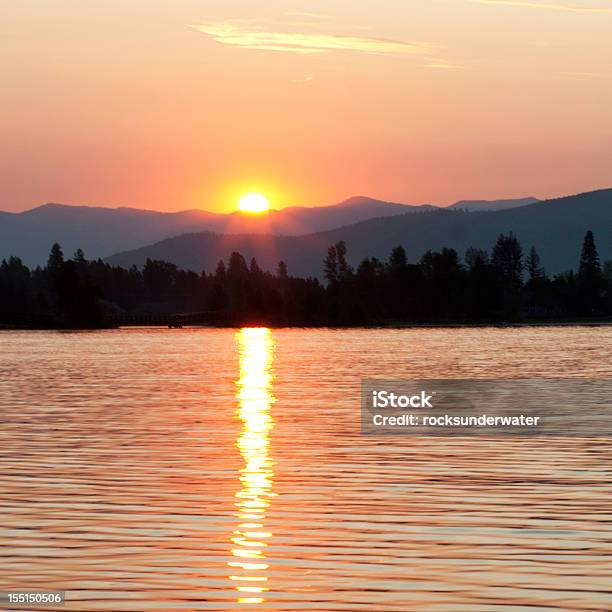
[238,193,270,214]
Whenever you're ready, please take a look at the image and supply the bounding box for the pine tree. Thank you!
[335,241,352,281]
[579,231,601,278]
[465,247,489,271]
[577,231,604,314]
[492,233,523,286]
[526,246,545,282]
[388,245,407,270]
[214,260,226,279]
[277,261,288,280]
[227,252,248,278]
[324,244,339,285]
[46,243,64,273]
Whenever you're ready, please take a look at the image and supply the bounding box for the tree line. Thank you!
[1,231,610,328]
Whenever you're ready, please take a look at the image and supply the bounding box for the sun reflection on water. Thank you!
[229,327,276,605]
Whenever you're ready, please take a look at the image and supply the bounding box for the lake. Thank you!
[0,327,611,611]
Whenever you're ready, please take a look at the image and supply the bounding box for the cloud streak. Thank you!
[191,20,434,55]
[472,0,612,13]
[285,12,333,20]
[424,60,465,69]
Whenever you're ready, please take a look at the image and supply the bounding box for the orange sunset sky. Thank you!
[1,0,611,213]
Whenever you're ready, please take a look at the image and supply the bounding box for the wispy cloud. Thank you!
[472,0,612,13]
[424,60,465,69]
[190,19,434,55]
[292,76,314,83]
[285,12,332,20]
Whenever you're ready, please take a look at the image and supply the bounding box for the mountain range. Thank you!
[448,197,539,211]
[106,189,611,277]
[0,196,536,267]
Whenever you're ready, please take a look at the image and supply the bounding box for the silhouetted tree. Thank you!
[492,233,523,286]
[526,246,545,282]
[1,233,610,328]
[56,260,103,328]
[552,270,580,315]
[336,241,352,281]
[419,248,464,321]
[464,248,499,320]
[277,261,288,280]
[388,245,407,270]
[73,248,86,264]
[325,241,352,285]
[46,243,64,274]
[227,252,248,278]
[215,260,226,279]
[249,257,261,275]
[523,246,554,316]
[143,259,178,299]
[0,257,31,322]
[465,248,489,271]
[385,246,415,320]
[323,241,355,322]
[577,230,605,314]
[354,257,385,321]
[579,231,601,278]
[324,244,339,285]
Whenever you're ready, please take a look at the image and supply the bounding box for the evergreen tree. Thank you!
[0,257,31,322]
[324,244,339,285]
[335,241,352,281]
[388,245,407,270]
[579,230,601,278]
[464,248,489,271]
[1,235,610,328]
[492,233,523,286]
[227,252,248,278]
[46,243,64,273]
[464,248,498,320]
[55,260,103,328]
[143,259,178,298]
[323,242,353,322]
[577,230,604,314]
[214,260,226,279]
[277,261,288,280]
[526,246,545,282]
[249,257,261,275]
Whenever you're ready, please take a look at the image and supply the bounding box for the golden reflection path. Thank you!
[228,327,276,605]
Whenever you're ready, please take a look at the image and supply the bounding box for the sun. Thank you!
[238,192,270,214]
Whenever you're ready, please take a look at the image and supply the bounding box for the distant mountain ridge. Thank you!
[0,195,534,266]
[448,197,539,211]
[106,189,612,277]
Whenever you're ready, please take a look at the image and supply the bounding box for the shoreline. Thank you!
[2,318,612,331]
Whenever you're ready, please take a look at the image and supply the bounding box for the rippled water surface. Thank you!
[0,327,611,611]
